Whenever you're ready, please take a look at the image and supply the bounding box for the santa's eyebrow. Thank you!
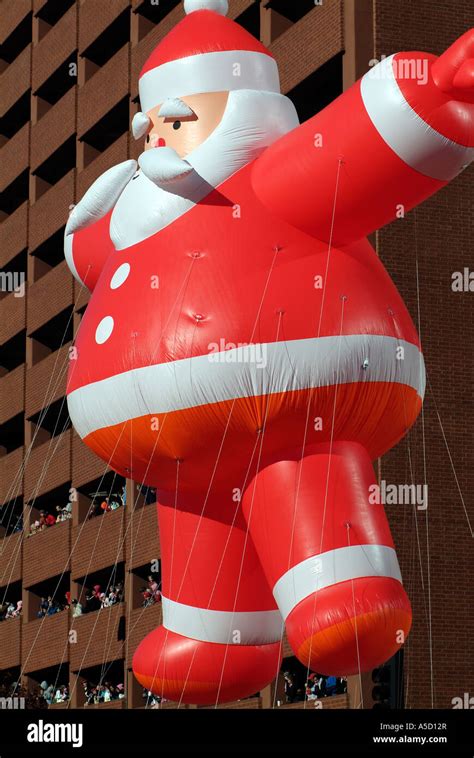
[158,98,195,119]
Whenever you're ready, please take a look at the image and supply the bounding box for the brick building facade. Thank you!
[0,0,472,710]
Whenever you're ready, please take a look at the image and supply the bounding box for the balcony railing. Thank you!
[79,0,130,54]
[69,603,125,670]
[126,501,159,572]
[0,290,26,345]
[23,519,71,588]
[31,88,76,172]
[29,169,75,253]
[23,429,71,502]
[71,507,125,579]
[22,610,69,673]
[0,122,30,194]
[126,602,162,670]
[25,343,71,418]
[0,531,22,585]
[32,3,77,91]
[27,261,73,335]
[0,45,31,117]
[0,202,28,268]
[0,448,24,504]
[0,615,21,669]
[77,44,129,138]
[0,364,25,426]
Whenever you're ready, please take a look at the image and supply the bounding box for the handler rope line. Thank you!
[0,266,91,544]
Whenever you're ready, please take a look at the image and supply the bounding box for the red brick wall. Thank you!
[375,0,474,709]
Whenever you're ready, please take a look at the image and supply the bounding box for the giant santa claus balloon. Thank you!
[64,0,473,704]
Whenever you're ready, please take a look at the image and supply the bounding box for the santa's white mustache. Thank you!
[138,146,193,185]
[137,146,214,199]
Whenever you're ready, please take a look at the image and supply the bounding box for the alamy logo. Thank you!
[368,55,429,85]
[451,693,474,709]
[27,720,83,748]
[0,271,25,298]
[208,339,267,369]
[368,480,428,510]
[0,696,25,709]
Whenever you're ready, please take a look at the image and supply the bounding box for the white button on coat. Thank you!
[95,316,114,344]
[110,263,131,289]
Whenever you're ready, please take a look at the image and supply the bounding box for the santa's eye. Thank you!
[173,120,181,130]
[146,134,150,143]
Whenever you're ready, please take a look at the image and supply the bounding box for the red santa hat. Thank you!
[138,0,280,114]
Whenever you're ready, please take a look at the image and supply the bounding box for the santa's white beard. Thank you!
[108,90,299,251]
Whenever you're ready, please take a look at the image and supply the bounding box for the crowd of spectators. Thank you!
[140,575,161,607]
[28,504,72,536]
[37,594,69,618]
[0,598,22,621]
[40,680,69,705]
[83,680,125,705]
[87,486,126,519]
[71,582,124,617]
[282,671,347,704]
[142,688,164,708]
[0,673,48,709]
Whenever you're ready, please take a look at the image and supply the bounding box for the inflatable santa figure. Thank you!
[64,0,473,703]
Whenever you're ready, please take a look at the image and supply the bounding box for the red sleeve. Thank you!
[64,210,115,292]
[252,51,472,246]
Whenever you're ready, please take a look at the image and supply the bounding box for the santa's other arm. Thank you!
[64,160,137,291]
[252,31,474,246]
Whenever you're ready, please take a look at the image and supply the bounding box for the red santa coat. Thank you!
[64,44,473,699]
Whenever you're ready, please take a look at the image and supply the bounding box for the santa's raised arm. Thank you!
[252,30,474,246]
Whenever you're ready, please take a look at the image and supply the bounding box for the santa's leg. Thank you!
[241,442,411,676]
[132,489,282,704]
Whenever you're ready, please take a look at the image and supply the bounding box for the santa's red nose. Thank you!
[157,137,166,147]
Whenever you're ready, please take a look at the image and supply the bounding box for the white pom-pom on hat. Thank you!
[184,0,228,16]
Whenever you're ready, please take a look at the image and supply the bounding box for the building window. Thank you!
[1,170,29,216]
[286,52,343,123]
[73,565,125,616]
[24,664,70,706]
[0,413,24,457]
[80,97,129,157]
[26,483,72,536]
[28,308,74,365]
[265,0,316,24]
[76,473,126,523]
[28,398,72,449]
[130,562,161,610]
[35,0,75,37]
[34,53,78,120]
[235,2,261,39]
[24,572,70,622]
[0,91,31,141]
[0,498,24,537]
[30,228,65,279]
[0,331,26,373]
[32,135,76,197]
[81,8,130,82]
[134,0,180,42]
[0,12,32,66]
[75,661,125,707]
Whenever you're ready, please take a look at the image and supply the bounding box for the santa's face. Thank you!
[108,89,299,250]
[144,92,229,157]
